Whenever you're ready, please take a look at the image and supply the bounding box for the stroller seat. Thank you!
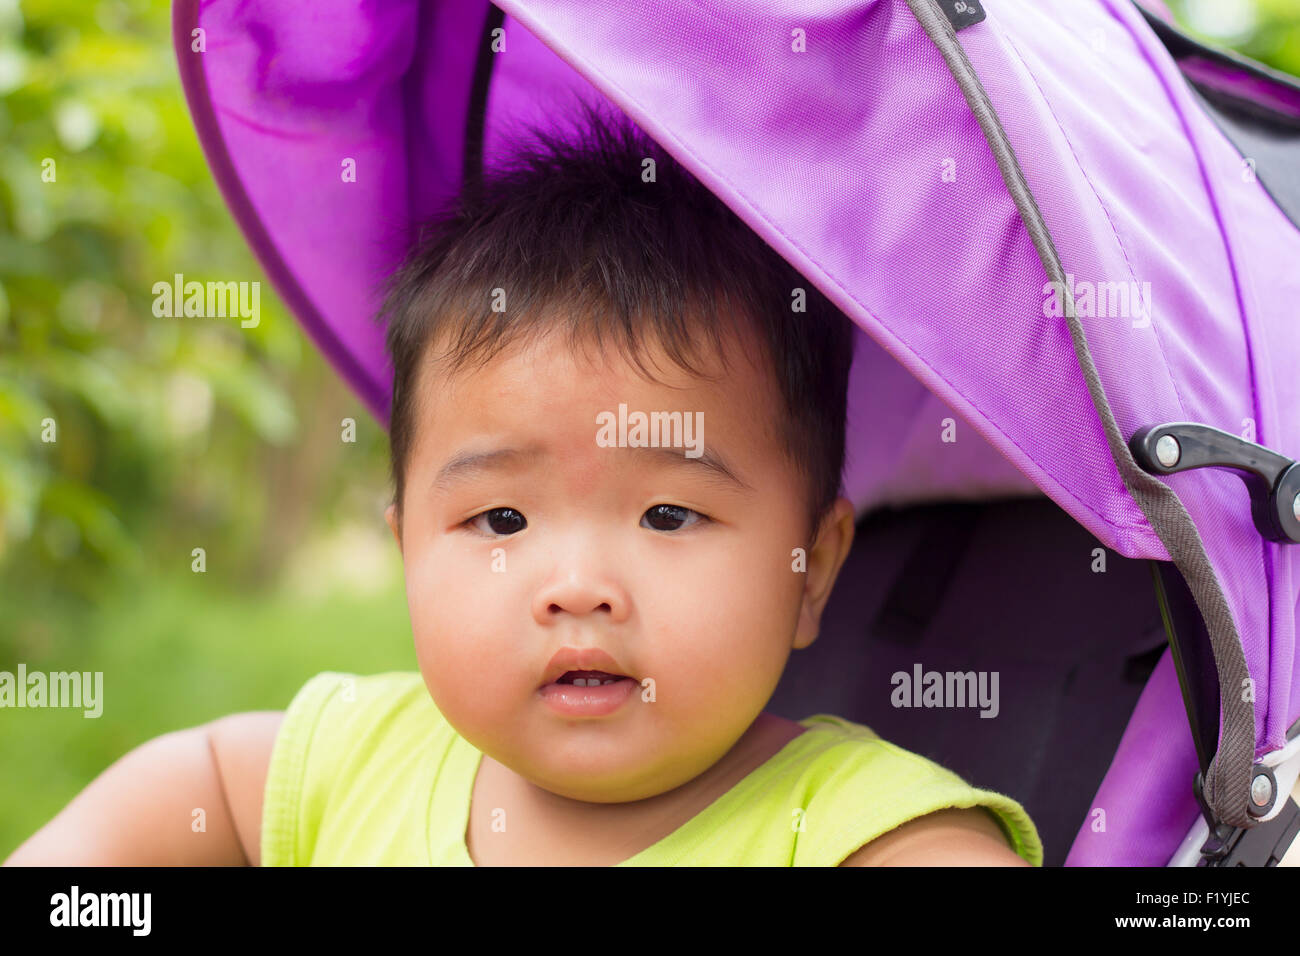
[770,495,1168,866]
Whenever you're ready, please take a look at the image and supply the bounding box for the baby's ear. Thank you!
[793,497,856,650]
[384,503,402,551]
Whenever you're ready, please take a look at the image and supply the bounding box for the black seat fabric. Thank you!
[768,496,1168,866]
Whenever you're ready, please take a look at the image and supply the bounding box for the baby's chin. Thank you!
[499,746,722,804]
[448,709,732,803]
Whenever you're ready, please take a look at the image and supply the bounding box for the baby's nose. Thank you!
[531,565,630,624]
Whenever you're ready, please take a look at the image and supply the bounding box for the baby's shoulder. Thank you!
[207,710,286,866]
[837,806,1030,866]
[790,714,1041,866]
[260,671,450,866]
[286,670,444,748]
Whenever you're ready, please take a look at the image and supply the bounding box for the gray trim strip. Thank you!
[905,0,1255,829]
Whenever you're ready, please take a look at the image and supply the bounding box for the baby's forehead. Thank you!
[413,325,784,456]
[423,314,775,400]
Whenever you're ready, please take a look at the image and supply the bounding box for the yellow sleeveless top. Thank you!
[261,671,1043,866]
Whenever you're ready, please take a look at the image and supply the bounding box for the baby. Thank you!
[6,105,1041,868]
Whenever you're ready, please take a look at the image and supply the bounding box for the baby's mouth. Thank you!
[551,670,634,687]
[539,667,640,716]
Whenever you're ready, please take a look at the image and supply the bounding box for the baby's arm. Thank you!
[3,711,282,866]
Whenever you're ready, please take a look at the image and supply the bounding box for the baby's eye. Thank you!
[468,507,527,536]
[641,504,705,532]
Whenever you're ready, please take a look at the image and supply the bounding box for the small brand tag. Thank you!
[937,0,987,30]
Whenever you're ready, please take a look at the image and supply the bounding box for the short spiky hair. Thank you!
[376,101,856,540]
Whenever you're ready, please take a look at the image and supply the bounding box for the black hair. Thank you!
[375,100,856,541]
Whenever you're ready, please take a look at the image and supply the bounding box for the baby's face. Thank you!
[387,323,848,803]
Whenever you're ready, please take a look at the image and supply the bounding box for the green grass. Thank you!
[0,572,416,859]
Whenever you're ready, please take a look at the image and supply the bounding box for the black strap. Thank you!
[1150,559,1221,782]
[462,3,507,205]
[871,504,982,646]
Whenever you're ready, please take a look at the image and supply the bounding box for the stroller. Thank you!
[172,0,1300,865]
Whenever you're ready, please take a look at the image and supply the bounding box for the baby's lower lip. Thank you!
[538,677,637,717]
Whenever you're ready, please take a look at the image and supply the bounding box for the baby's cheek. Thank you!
[404,548,484,695]
[641,597,770,707]
[404,537,488,636]
[414,616,511,744]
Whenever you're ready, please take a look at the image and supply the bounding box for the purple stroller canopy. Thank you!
[174,0,1300,864]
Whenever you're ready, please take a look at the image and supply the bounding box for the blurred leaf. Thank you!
[39,474,139,569]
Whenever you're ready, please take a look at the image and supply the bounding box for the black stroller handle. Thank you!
[1129,421,1300,545]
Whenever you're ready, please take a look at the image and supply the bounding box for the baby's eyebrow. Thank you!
[432,445,544,491]
[431,444,751,492]
[634,445,752,492]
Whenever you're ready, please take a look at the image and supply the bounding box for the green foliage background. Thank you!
[0,0,413,859]
[1,0,1298,858]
